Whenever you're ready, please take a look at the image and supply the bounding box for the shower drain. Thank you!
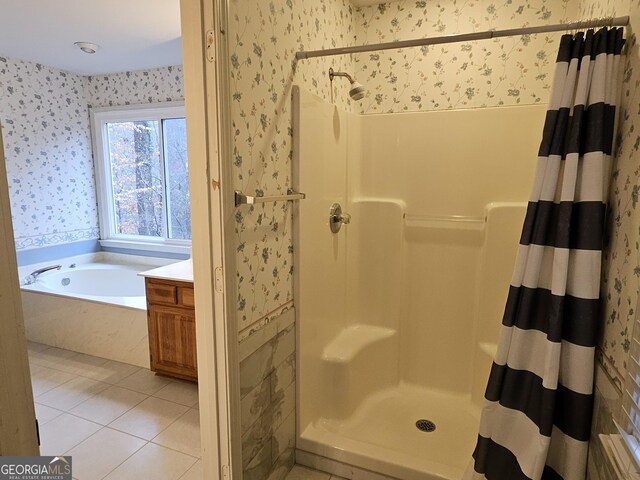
[415,419,436,433]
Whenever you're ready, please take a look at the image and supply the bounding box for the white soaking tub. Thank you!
[20,253,176,367]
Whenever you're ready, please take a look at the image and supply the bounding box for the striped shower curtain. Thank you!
[465,27,625,480]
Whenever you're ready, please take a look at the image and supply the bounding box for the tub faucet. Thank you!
[23,265,62,285]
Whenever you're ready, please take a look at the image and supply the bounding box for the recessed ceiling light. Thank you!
[74,42,99,54]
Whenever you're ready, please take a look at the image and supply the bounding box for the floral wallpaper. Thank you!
[0,56,99,250]
[229,0,355,333]
[578,0,640,389]
[86,66,184,108]
[0,56,184,251]
[229,0,580,335]
[353,0,575,114]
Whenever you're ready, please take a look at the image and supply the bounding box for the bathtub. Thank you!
[20,253,175,367]
[23,262,148,309]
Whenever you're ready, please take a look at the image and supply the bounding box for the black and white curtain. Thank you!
[465,27,625,480]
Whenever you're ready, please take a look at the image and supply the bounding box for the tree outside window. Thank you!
[92,103,191,252]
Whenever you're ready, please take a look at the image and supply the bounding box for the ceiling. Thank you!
[0,0,182,76]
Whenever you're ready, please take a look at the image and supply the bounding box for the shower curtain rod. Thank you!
[295,16,629,60]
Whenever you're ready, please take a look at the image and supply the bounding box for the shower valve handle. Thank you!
[338,213,351,224]
[329,203,351,233]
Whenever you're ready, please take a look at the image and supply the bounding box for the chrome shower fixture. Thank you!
[329,67,366,101]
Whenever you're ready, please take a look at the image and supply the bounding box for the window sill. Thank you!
[99,239,191,256]
[600,430,640,479]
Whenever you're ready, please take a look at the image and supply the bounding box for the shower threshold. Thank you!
[297,383,481,480]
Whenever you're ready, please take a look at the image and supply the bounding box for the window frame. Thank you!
[90,102,191,254]
[614,290,640,471]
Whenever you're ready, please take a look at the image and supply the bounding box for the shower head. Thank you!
[348,81,366,101]
[329,67,367,101]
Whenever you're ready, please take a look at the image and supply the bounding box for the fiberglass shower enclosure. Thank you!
[292,86,548,479]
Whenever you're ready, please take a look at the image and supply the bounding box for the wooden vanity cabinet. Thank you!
[145,277,197,382]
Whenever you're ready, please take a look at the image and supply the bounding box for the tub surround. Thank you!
[100,244,190,261]
[23,292,150,367]
[21,252,176,367]
[16,240,187,267]
[15,239,100,267]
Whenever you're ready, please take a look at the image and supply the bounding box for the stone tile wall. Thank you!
[240,310,296,480]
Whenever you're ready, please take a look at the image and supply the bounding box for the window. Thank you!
[91,103,191,254]
[615,292,640,472]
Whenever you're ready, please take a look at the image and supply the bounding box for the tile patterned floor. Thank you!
[285,465,347,480]
[29,342,344,480]
[28,342,201,480]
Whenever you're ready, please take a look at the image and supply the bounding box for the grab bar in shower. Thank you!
[234,190,306,207]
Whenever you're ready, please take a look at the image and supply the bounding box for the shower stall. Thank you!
[292,86,547,479]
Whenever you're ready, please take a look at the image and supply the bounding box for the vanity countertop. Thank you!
[139,259,193,283]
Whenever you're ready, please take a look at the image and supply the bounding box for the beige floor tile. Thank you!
[153,381,199,407]
[70,385,148,425]
[34,402,64,425]
[37,376,110,411]
[66,427,146,480]
[28,341,50,353]
[152,408,201,458]
[39,413,101,456]
[109,396,189,440]
[28,363,45,375]
[104,443,198,480]
[286,465,331,480]
[29,347,79,369]
[50,353,110,377]
[116,368,173,395]
[178,460,202,480]
[81,360,140,384]
[31,367,76,397]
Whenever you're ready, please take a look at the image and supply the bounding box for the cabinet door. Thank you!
[148,305,198,380]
